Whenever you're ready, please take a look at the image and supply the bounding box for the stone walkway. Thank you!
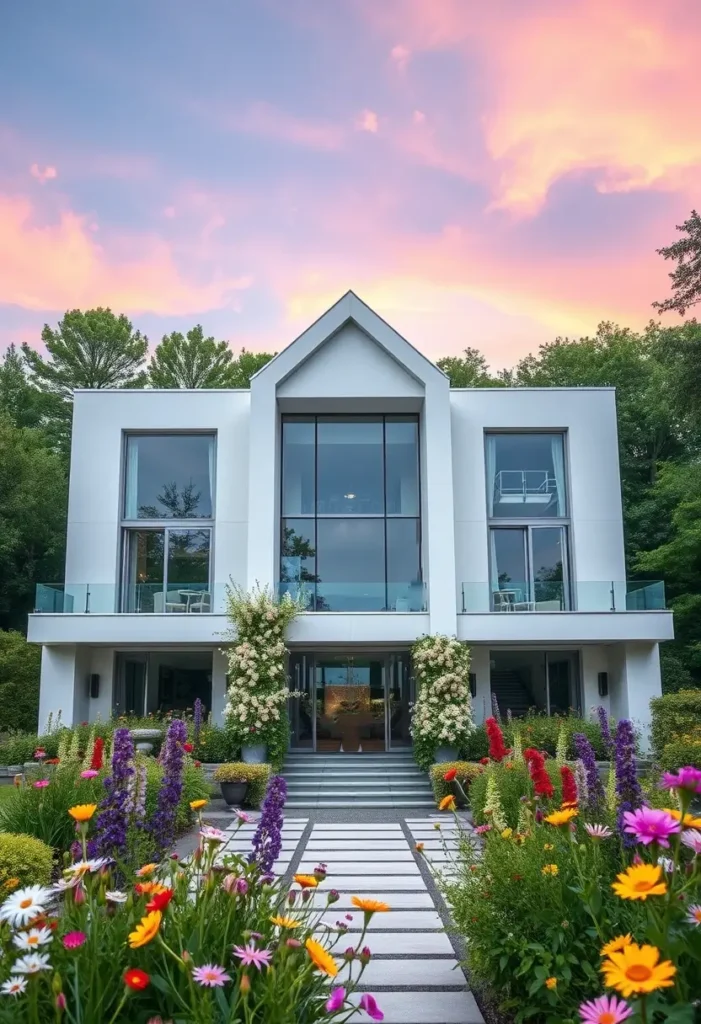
[221,814,484,1024]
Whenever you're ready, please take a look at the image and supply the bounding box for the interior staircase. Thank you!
[282,750,435,809]
[490,670,534,718]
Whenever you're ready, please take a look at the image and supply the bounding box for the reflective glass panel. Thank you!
[489,528,529,609]
[316,519,385,610]
[124,434,215,519]
[532,526,567,610]
[316,418,384,515]
[166,529,211,611]
[124,530,165,612]
[281,419,315,515]
[387,519,422,610]
[486,433,566,518]
[386,418,419,515]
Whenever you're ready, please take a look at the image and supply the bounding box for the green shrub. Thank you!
[429,761,483,806]
[213,762,271,808]
[650,689,701,756]
[196,725,239,763]
[660,739,701,771]
[459,713,606,763]
[0,630,40,733]
[469,760,564,828]
[0,769,104,850]
[0,832,53,888]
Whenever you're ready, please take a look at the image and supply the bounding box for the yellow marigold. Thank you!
[600,934,632,958]
[601,942,676,997]
[270,915,301,929]
[543,843,554,851]
[544,808,578,827]
[293,874,318,889]
[136,863,157,877]
[189,799,208,810]
[68,804,97,823]
[542,863,559,876]
[305,938,338,977]
[439,795,456,812]
[128,910,162,949]
[134,881,168,896]
[351,896,391,914]
[664,808,701,829]
[611,863,667,901]
[501,828,513,839]
[3,878,20,891]
[545,977,557,990]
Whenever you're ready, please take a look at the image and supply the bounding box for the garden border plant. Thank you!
[410,634,476,770]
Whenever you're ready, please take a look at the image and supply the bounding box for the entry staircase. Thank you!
[490,670,534,718]
[282,750,435,809]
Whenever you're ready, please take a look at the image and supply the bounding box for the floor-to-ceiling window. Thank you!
[489,650,581,716]
[121,434,215,612]
[114,652,213,715]
[280,416,423,611]
[485,433,571,611]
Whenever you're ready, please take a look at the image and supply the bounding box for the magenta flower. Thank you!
[33,779,50,789]
[584,823,613,840]
[192,963,231,987]
[622,807,680,848]
[681,829,701,855]
[62,931,87,950]
[325,986,346,1012]
[685,904,701,926]
[474,824,492,835]
[660,766,701,794]
[359,994,384,1021]
[80,769,99,779]
[232,942,272,971]
[579,993,633,1023]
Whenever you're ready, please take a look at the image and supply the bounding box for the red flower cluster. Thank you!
[524,747,554,799]
[90,737,104,771]
[145,887,175,913]
[485,717,509,762]
[183,742,194,754]
[443,768,458,782]
[560,764,578,807]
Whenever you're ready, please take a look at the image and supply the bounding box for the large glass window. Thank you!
[486,433,566,518]
[489,526,568,610]
[123,528,211,612]
[280,416,422,611]
[124,434,215,519]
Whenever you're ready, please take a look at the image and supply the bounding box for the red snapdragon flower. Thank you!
[145,888,175,913]
[560,765,578,807]
[524,747,554,799]
[443,768,458,782]
[485,717,509,762]
[90,737,104,771]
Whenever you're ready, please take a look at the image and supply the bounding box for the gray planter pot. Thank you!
[129,728,163,755]
[220,781,248,806]
[241,744,266,764]
[434,745,459,763]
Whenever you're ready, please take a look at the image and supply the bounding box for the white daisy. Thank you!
[104,890,128,904]
[67,857,111,877]
[52,876,81,893]
[13,927,53,950]
[0,976,27,997]
[200,826,228,843]
[0,886,54,927]
[13,952,51,974]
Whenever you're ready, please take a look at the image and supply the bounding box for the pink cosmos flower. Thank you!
[192,964,231,987]
[80,769,99,779]
[579,993,633,1023]
[681,829,701,856]
[685,904,701,926]
[474,824,492,835]
[660,766,701,794]
[584,823,613,840]
[359,994,384,1021]
[232,942,272,971]
[62,931,87,950]
[325,987,346,1012]
[622,807,680,848]
[33,779,50,789]
[235,810,253,823]
[200,826,228,843]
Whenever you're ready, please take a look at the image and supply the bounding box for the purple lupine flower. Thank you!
[250,775,287,874]
[147,719,188,858]
[574,758,589,809]
[491,691,502,725]
[573,733,605,811]
[193,697,203,749]
[614,718,643,845]
[94,728,135,859]
[596,706,614,758]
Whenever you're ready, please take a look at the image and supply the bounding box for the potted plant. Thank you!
[212,763,249,806]
[410,634,476,770]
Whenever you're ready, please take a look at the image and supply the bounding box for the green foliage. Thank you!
[0,768,104,850]
[0,631,40,732]
[195,724,239,762]
[142,757,209,833]
[411,635,475,769]
[653,209,701,317]
[459,714,605,764]
[0,345,50,430]
[650,688,701,755]
[213,762,272,807]
[429,761,483,806]
[436,347,507,387]
[227,348,275,387]
[0,832,53,888]
[149,325,239,388]
[659,739,701,771]
[470,760,564,828]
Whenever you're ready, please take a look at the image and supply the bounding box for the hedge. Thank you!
[650,689,701,757]
[429,761,484,807]
[0,832,53,888]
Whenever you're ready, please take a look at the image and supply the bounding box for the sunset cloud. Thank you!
[355,109,379,134]
[390,44,411,71]
[29,163,57,184]
[212,101,344,151]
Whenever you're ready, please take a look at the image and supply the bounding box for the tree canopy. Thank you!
[653,209,701,317]
[149,325,238,388]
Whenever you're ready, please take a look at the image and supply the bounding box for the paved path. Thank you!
[220,814,483,1024]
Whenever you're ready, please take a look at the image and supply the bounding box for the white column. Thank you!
[469,645,491,725]
[87,648,115,723]
[246,377,278,592]
[211,649,229,726]
[38,646,81,731]
[580,646,610,718]
[424,377,458,636]
[608,642,662,753]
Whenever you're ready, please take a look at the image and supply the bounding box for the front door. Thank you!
[288,651,413,752]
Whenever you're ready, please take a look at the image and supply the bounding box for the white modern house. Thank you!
[28,292,673,751]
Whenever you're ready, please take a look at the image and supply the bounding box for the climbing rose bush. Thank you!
[410,634,475,769]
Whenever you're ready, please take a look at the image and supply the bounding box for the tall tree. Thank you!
[149,325,237,388]
[0,344,47,429]
[436,347,507,387]
[22,308,148,400]
[653,209,701,316]
[0,415,67,631]
[228,348,275,387]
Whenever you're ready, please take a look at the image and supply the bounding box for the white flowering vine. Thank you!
[410,634,475,769]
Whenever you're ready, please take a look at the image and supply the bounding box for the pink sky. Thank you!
[1,0,699,367]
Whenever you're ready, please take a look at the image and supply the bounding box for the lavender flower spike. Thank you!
[148,719,188,858]
[573,732,605,811]
[94,728,135,860]
[250,775,287,875]
[596,706,614,758]
[491,691,502,726]
[614,718,643,845]
[193,697,203,749]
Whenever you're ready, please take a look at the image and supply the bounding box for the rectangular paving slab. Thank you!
[309,891,435,909]
[347,991,484,1023]
[298,862,421,875]
[311,823,404,830]
[306,841,410,851]
[322,875,427,890]
[341,957,465,988]
[303,848,414,862]
[337,931,455,956]
[318,910,444,931]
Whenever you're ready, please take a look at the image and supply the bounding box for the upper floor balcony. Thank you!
[460,579,667,614]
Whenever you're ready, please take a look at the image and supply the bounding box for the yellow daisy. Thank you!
[68,804,97,823]
[664,808,701,829]
[189,799,208,810]
[611,863,667,901]
[601,942,676,997]
[270,915,301,929]
[351,896,391,914]
[136,863,157,877]
[541,864,559,876]
[544,808,578,827]
[305,938,338,977]
[545,977,557,990]
[439,795,456,812]
[127,910,162,949]
[293,874,318,889]
[600,934,632,958]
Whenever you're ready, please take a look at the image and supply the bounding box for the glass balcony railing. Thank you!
[460,580,666,613]
[34,583,228,614]
[278,581,428,612]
